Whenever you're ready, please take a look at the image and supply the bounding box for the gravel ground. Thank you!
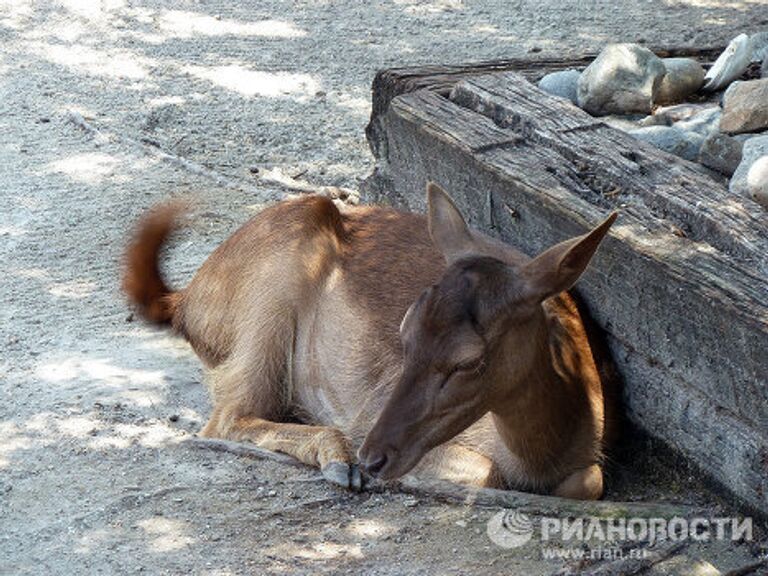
[1,1,767,574]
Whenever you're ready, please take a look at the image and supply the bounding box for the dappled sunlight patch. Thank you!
[333,92,371,119]
[49,279,98,299]
[346,518,398,539]
[59,0,127,21]
[36,356,166,393]
[12,266,102,301]
[24,412,99,440]
[108,421,183,448]
[0,224,26,237]
[22,17,91,43]
[57,415,100,438]
[110,388,165,409]
[137,517,195,552]
[146,95,186,108]
[0,0,34,29]
[663,0,760,8]
[472,24,500,34]
[46,152,121,185]
[158,10,306,39]
[269,541,365,561]
[2,408,188,458]
[183,64,319,100]
[74,527,115,555]
[88,434,131,450]
[111,326,197,361]
[14,267,50,281]
[393,0,464,15]
[128,333,194,358]
[46,148,160,183]
[29,40,152,80]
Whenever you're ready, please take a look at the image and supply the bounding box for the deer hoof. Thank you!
[350,463,363,491]
[321,461,363,491]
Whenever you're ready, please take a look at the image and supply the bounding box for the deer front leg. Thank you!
[197,323,361,489]
[553,464,604,500]
[203,412,362,490]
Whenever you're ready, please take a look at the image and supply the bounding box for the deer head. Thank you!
[357,183,616,481]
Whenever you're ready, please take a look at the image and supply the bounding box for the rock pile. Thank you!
[537,32,768,209]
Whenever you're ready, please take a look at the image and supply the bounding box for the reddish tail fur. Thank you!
[122,202,186,325]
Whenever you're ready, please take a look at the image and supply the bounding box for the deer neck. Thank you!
[489,308,591,480]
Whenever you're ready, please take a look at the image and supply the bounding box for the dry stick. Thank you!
[258,167,360,204]
[182,437,700,519]
[65,111,245,192]
[23,484,193,541]
[64,111,357,204]
[259,495,346,521]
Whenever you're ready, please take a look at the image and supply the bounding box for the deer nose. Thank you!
[360,452,388,477]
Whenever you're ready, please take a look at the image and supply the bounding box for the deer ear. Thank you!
[523,212,617,302]
[427,182,475,264]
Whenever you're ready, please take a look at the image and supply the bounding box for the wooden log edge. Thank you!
[366,45,726,160]
[182,437,703,519]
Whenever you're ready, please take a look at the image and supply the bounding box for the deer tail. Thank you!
[122,201,188,326]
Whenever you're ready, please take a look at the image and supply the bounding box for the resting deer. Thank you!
[123,183,617,500]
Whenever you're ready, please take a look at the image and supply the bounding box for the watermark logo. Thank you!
[486,510,753,557]
[486,510,534,548]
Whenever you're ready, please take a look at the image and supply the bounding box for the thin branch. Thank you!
[182,437,701,519]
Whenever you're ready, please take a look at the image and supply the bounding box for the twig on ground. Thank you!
[259,495,346,520]
[259,167,360,204]
[64,111,359,205]
[182,437,701,519]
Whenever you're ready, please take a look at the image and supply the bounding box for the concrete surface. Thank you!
[2,1,767,574]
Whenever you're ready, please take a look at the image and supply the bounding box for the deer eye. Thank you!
[454,357,484,374]
[440,357,484,389]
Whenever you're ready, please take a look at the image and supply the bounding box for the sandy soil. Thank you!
[1,1,767,574]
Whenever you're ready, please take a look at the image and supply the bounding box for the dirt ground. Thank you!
[2,1,768,574]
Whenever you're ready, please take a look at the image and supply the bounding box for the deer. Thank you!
[123,182,617,500]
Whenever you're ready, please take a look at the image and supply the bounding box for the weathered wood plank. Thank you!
[450,73,768,269]
[365,81,768,514]
[366,46,726,159]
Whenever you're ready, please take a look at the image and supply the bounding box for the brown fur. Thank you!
[122,201,186,325]
[123,187,617,498]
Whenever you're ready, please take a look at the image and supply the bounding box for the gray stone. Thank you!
[703,33,752,92]
[673,106,721,137]
[750,31,768,63]
[628,125,704,161]
[730,135,768,197]
[720,78,768,134]
[763,54,768,79]
[577,43,666,115]
[698,133,743,176]
[747,156,768,209]
[651,102,718,124]
[601,114,644,132]
[656,58,705,105]
[537,69,580,104]
[638,113,671,127]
